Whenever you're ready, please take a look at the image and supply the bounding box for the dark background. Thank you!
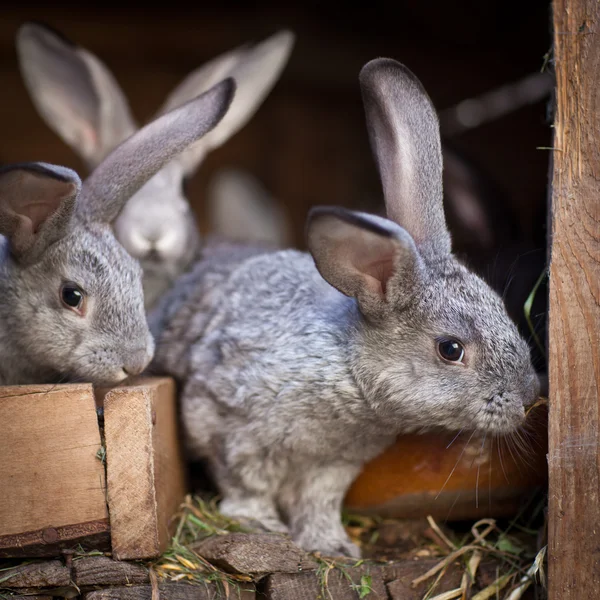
[0,0,553,369]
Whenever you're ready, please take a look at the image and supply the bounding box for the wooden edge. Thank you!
[104,386,157,560]
[150,378,187,552]
[94,376,175,410]
[104,377,185,560]
[0,520,111,558]
[0,383,93,398]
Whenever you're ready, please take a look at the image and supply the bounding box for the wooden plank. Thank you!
[263,560,465,600]
[103,377,186,560]
[192,533,316,575]
[73,556,150,587]
[0,384,110,557]
[548,1,600,598]
[84,583,255,600]
[384,560,464,600]
[0,560,70,588]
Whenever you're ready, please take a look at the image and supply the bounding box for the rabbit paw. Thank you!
[219,497,289,534]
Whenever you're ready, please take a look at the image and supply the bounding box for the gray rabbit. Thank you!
[0,78,235,387]
[149,59,539,558]
[16,23,294,309]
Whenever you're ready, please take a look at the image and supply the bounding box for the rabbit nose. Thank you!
[521,373,542,409]
[136,231,179,261]
[153,230,180,255]
[123,350,152,377]
[123,364,144,377]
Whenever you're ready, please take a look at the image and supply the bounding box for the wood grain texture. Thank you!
[0,560,70,588]
[73,556,150,587]
[264,560,464,600]
[0,384,109,556]
[104,377,186,560]
[84,583,255,600]
[548,1,600,598]
[191,533,316,575]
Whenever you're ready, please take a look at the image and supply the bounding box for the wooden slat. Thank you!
[548,1,600,597]
[84,583,256,600]
[0,384,110,556]
[191,533,316,576]
[103,377,186,560]
[73,556,150,587]
[0,560,70,588]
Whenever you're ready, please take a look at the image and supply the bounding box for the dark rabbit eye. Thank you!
[60,282,85,313]
[437,338,465,364]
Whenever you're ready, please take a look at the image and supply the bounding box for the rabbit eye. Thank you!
[60,282,85,314]
[437,338,465,364]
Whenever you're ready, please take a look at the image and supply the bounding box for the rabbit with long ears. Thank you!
[149,59,539,558]
[16,23,294,308]
[0,78,235,386]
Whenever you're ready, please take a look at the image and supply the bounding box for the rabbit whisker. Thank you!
[496,434,510,484]
[446,427,465,450]
[475,432,487,509]
[436,429,477,501]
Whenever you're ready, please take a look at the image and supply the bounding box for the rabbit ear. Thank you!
[0,162,81,263]
[359,59,451,260]
[155,30,295,176]
[80,79,235,224]
[207,168,291,246]
[16,22,137,169]
[306,207,423,318]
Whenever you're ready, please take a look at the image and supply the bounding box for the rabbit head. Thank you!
[16,23,294,307]
[307,59,540,435]
[0,78,235,386]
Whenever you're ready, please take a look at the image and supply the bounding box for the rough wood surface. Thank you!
[548,1,600,598]
[0,384,109,557]
[192,533,316,575]
[385,560,463,600]
[84,583,255,600]
[0,560,70,588]
[104,377,186,560]
[73,556,150,587]
[0,527,111,559]
[264,559,463,600]
[9,596,54,600]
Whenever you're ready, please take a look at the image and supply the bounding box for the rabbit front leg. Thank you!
[204,444,290,533]
[279,462,362,558]
[216,475,289,534]
[182,378,289,533]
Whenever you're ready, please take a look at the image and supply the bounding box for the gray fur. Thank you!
[149,59,539,557]
[17,24,295,309]
[0,78,236,386]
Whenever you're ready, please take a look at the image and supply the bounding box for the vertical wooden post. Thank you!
[548,1,600,597]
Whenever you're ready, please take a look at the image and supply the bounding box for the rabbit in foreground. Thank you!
[0,78,235,387]
[16,23,294,309]
[149,59,539,558]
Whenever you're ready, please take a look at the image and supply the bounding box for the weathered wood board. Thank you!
[0,383,110,557]
[103,377,186,560]
[548,0,600,597]
[0,377,185,559]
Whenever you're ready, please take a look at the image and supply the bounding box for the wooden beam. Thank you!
[548,1,600,597]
